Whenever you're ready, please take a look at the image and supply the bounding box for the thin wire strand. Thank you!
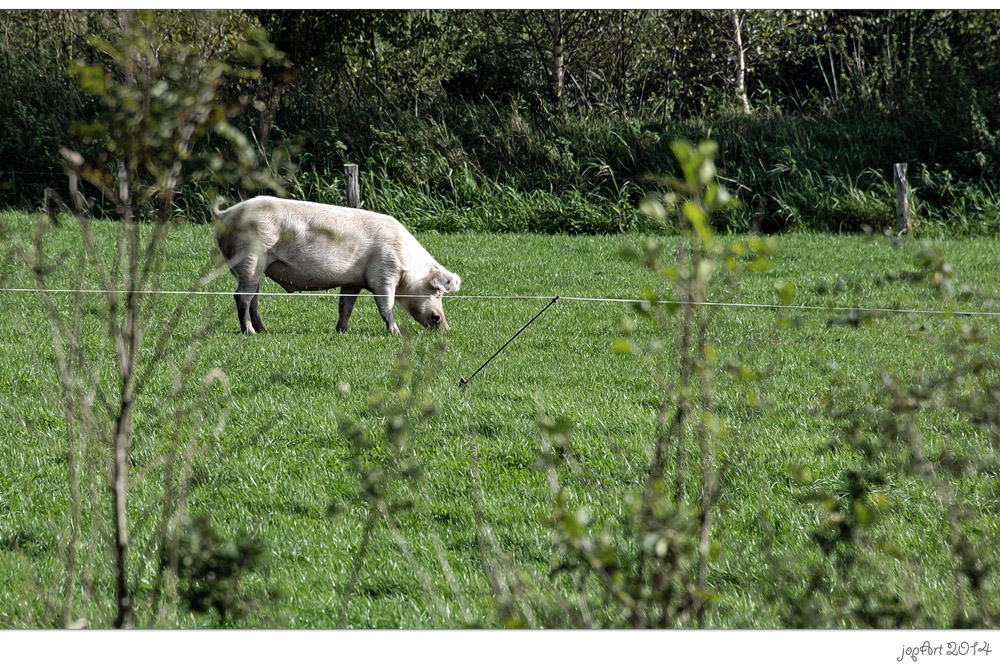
[0,286,998,318]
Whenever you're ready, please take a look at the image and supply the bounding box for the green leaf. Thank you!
[697,258,715,283]
[702,412,725,435]
[683,202,713,246]
[697,139,719,157]
[655,536,669,558]
[705,182,720,207]
[698,157,717,187]
[660,265,680,280]
[646,340,665,355]
[632,300,653,318]
[618,246,641,263]
[683,201,706,228]
[503,614,530,629]
[852,500,873,526]
[70,64,107,96]
[670,139,694,169]
[714,185,734,209]
[639,197,667,221]
[612,338,633,355]
[775,279,796,305]
[785,462,813,485]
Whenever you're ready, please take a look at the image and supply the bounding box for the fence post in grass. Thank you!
[344,164,360,208]
[894,162,909,234]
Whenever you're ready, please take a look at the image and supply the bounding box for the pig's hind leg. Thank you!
[249,293,266,333]
[233,257,266,335]
[235,281,262,334]
[337,286,361,333]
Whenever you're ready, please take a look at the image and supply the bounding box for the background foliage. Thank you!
[4,9,1000,233]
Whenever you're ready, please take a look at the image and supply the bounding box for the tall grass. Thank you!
[265,102,1000,236]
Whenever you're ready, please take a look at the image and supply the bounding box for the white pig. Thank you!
[212,196,461,335]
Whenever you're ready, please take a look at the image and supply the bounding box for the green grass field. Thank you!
[0,209,998,628]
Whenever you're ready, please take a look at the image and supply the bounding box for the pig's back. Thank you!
[253,197,407,288]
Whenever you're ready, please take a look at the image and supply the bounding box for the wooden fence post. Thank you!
[344,164,360,208]
[894,162,909,234]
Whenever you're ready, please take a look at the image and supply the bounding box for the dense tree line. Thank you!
[3,9,1000,232]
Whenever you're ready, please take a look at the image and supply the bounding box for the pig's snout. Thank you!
[429,312,449,330]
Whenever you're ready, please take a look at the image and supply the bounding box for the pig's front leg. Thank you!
[373,292,400,335]
[367,270,402,336]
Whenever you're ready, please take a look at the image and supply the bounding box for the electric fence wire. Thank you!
[1,286,999,319]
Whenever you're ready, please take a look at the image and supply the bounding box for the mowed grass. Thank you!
[0,208,998,627]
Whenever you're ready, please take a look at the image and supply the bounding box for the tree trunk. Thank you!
[112,249,138,629]
[257,61,288,149]
[111,389,134,628]
[111,160,140,630]
[371,29,385,110]
[549,10,565,103]
[662,14,684,124]
[731,10,751,114]
[616,11,625,111]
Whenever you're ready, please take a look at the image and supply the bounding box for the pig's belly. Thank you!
[264,259,366,293]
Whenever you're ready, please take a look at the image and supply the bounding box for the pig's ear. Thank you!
[429,268,461,293]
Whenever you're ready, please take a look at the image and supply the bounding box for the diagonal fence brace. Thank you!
[459,295,559,387]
